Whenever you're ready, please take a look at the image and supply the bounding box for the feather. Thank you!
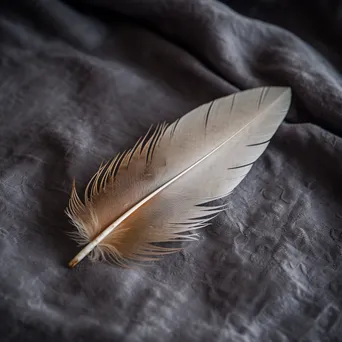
[66,86,291,268]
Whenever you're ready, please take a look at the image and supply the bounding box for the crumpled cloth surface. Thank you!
[0,1,341,341]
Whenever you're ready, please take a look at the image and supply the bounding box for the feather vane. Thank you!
[66,87,291,268]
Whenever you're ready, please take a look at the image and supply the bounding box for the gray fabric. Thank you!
[1,0,342,341]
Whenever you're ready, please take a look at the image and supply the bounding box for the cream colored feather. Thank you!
[66,87,291,268]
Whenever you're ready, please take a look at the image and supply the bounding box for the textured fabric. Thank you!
[0,1,342,341]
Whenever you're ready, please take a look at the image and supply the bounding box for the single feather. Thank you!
[66,86,291,268]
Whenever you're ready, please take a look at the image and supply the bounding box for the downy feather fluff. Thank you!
[66,87,291,268]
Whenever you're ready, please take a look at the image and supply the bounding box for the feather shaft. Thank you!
[68,105,272,268]
[67,87,292,268]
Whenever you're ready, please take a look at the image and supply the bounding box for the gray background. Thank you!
[0,0,342,341]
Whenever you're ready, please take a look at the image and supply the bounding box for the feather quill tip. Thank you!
[68,258,79,268]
